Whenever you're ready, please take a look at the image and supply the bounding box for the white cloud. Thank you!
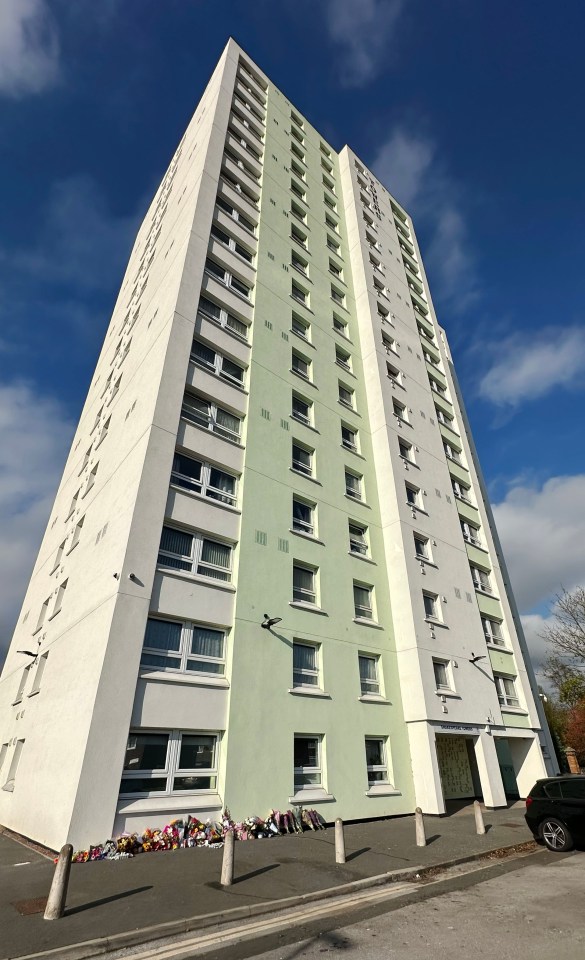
[325,0,404,88]
[0,0,60,97]
[479,325,585,407]
[520,613,553,687]
[493,474,585,614]
[0,383,74,664]
[371,129,479,311]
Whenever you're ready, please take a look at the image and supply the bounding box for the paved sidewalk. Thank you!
[1,803,532,959]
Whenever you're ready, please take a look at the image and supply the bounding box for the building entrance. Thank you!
[435,735,482,801]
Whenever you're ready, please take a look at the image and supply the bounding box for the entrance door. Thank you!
[495,738,520,799]
[436,736,475,800]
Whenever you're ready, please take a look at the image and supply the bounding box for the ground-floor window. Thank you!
[293,735,322,792]
[365,737,390,786]
[119,730,219,797]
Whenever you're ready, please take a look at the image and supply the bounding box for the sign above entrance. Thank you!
[436,723,480,735]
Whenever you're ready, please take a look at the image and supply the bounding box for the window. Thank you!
[292,497,315,536]
[290,141,305,163]
[291,281,308,306]
[141,618,226,675]
[291,313,310,342]
[349,522,368,556]
[171,451,237,506]
[191,339,245,386]
[291,201,306,224]
[423,592,440,620]
[29,653,48,696]
[433,659,451,691]
[291,158,305,181]
[291,110,304,128]
[494,674,520,708]
[292,350,311,380]
[181,394,242,443]
[470,564,492,594]
[34,597,50,634]
[382,333,397,355]
[292,393,312,426]
[292,441,314,477]
[460,520,481,547]
[320,142,331,158]
[482,617,505,646]
[291,125,304,144]
[359,655,380,695]
[293,735,322,792]
[291,251,309,276]
[406,483,422,508]
[204,257,252,299]
[365,738,389,786]
[290,179,306,203]
[210,224,253,263]
[345,470,363,501]
[443,442,461,464]
[399,440,414,463]
[52,579,68,617]
[387,362,401,385]
[329,259,342,280]
[2,740,24,793]
[51,540,65,573]
[291,224,308,248]
[335,347,351,372]
[331,286,345,307]
[67,488,79,519]
[436,407,454,427]
[84,463,98,496]
[452,479,472,503]
[158,526,232,581]
[341,424,358,453]
[323,174,336,194]
[430,378,447,398]
[333,314,348,337]
[293,563,317,605]
[324,193,337,212]
[414,534,430,560]
[325,214,339,233]
[216,195,255,233]
[13,666,31,704]
[120,731,218,796]
[393,399,407,421]
[327,235,340,255]
[354,582,373,620]
[292,642,319,688]
[198,295,249,340]
[338,383,354,408]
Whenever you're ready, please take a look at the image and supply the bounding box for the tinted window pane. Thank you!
[124,733,168,771]
[120,777,166,793]
[178,735,216,770]
[173,775,216,791]
[561,780,585,800]
[544,781,562,798]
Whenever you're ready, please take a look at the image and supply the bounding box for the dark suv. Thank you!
[525,775,585,851]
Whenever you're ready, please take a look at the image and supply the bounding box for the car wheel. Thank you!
[539,818,574,852]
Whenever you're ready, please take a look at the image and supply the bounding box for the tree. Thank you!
[542,587,585,700]
[541,586,585,663]
[564,702,585,767]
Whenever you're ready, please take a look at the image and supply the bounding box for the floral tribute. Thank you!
[71,807,326,863]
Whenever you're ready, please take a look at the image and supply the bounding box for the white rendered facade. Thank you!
[0,40,556,850]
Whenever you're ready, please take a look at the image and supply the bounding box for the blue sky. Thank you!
[1,0,584,677]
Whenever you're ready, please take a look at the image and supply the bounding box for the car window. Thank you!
[560,780,585,800]
[544,782,562,798]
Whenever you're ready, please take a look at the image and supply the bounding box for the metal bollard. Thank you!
[415,807,427,847]
[474,800,486,835]
[334,818,346,864]
[221,829,235,886]
[44,844,73,920]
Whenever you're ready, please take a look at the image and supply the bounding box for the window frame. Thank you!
[119,730,219,798]
[197,295,249,341]
[293,734,322,793]
[170,450,237,507]
[292,439,314,477]
[204,256,252,300]
[432,658,451,691]
[140,617,226,677]
[365,737,390,786]
[359,654,380,696]
[345,469,363,501]
[292,641,320,689]
[423,591,440,621]
[482,616,505,646]
[181,393,242,444]
[349,521,368,557]
[353,581,374,621]
[292,496,316,537]
[191,338,246,388]
[157,526,233,582]
[494,673,521,708]
[292,561,318,606]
